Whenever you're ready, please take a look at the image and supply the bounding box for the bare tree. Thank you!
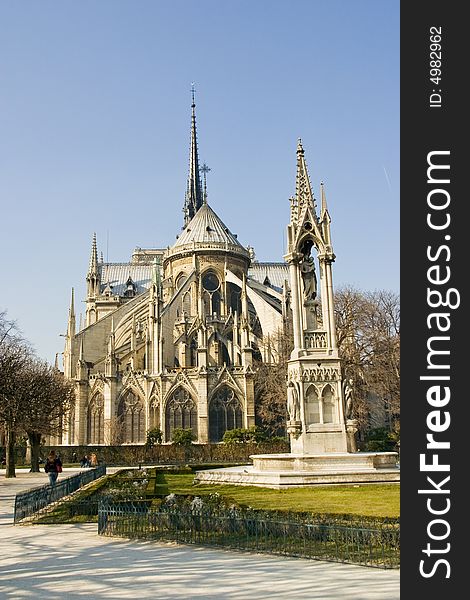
[0,312,31,477]
[335,287,400,437]
[21,360,75,472]
[253,289,399,441]
[334,288,372,432]
[1,312,74,476]
[104,415,126,445]
[254,328,293,437]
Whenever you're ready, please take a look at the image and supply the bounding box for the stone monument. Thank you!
[196,141,399,487]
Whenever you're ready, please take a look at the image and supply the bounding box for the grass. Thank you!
[29,469,399,524]
[23,468,398,568]
[152,472,399,518]
[32,472,123,524]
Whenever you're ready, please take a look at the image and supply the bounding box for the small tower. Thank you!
[86,233,101,326]
[284,140,348,454]
[63,288,76,378]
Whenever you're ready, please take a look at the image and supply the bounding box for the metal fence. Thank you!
[14,466,107,524]
[98,503,399,569]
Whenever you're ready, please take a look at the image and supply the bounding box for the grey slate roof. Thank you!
[99,260,289,298]
[172,203,245,250]
[248,262,290,291]
[100,264,155,297]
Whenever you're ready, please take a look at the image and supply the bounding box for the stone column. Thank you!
[324,259,338,350]
[75,381,89,445]
[288,260,302,352]
[196,374,209,443]
[346,419,359,452]
[103,378,117,445]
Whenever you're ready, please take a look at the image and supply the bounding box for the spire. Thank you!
[67,288,76,338]
[87,233,101,298]
[183,85,203,226]
[320,181,327,215]
[320,180,331,224]
[76,336,87,380]
[295,139,318,222]
[69,287,75,319]
[319,180,332,246]
[88,232,99,274]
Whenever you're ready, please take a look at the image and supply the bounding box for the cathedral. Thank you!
[60,97,291,446]
[60,96,343,449]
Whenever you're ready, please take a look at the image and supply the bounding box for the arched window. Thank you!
[176,273,187,289]
[182,290,191,317]
[209,386,243,442]
[87,393,104,444]
[165,387,198,442]
[202,271,221,317]
[220,341,231,367]
[189,338,198,367]
[149,396,160,430]
[322,385,336,424]
[227,282,242,315]
[207,333,231,367]
[118,390,145,443]
[305,385,320,425]
[211,290,221,316]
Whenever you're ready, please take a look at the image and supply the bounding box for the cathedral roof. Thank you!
[171,203,249,256]
[99,263,155,296]
[248,262,289,291]
[97,260,287,298]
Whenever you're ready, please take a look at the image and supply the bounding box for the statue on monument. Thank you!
[287,381,301,422]
[300,254,317,301]
[343,378,354,420]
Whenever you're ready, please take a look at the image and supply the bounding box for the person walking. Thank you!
[44,450,62,486]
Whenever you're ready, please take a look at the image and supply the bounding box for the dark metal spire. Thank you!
[183,84,203,226]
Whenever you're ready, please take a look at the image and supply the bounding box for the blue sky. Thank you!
[0,0,399,363]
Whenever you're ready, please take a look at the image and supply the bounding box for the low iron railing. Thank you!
[97,503,399,569]
[14,466,107,524]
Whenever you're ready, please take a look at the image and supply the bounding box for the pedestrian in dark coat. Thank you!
[44,450,62,486]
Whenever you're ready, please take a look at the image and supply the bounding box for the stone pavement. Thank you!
[0,468,400,599]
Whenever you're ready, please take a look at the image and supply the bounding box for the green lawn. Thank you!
[32,470,399,524]
[155,473,399,518]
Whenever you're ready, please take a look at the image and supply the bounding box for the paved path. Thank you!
[0,468,400,599]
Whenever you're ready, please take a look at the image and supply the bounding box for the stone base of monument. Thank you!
[194,452,400,488]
